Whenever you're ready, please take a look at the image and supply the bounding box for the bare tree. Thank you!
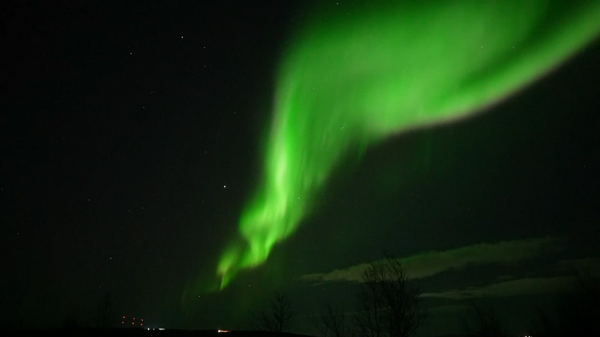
[311,304,355,337]
[527,307,555,337]
[252,291,294,332]
[462,301,508,337]
[96,292,113,328]
[355,254,426,337]
[527,270,600,336]
[555,269,600,335]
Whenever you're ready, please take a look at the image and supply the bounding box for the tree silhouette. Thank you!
[252,291,294,332]
[530,270,600,336]
[311,304,355,337]
[96,293,113,328]
[558,270,600,335]
[461,301,508,337]
[355,253,426,337]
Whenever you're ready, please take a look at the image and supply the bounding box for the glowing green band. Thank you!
[216,0,600,288]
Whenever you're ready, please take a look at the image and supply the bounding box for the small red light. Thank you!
[133,317,136,320]
[132,322,135,324]
[141,324,143,326]
[121,322,124,324]
[141,319,144,321]
[123,316,126,318]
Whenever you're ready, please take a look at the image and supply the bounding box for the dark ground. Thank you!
[4,328,311,337]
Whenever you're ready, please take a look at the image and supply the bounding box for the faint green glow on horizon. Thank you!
[216,0,600,288]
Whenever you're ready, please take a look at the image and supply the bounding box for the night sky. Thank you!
[2,1,599,335]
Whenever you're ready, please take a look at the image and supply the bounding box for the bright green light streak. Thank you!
[216,0,600,288]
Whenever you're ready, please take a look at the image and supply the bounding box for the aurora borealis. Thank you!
[4,1,600,334]
[216,0,600,287]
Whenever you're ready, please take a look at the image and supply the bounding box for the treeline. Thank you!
[254,254,599,337]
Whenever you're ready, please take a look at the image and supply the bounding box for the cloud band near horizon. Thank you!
[301,237,563,284]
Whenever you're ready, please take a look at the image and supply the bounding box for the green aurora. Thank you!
[216,0,600,288]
